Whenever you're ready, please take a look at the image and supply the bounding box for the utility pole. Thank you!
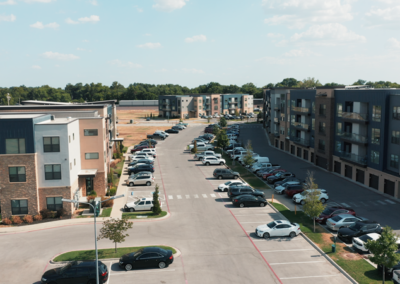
[6,93,11,105]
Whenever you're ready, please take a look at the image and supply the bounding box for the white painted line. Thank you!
[106,261,112,284]
[185,195,190,199]
[202,194,208,198]
[168,195,173,200]
[194,194,199,198]
[377,200,386,205]
[177,195,182,199]
[210,194,216,198]
[110,269,176,275]
[385,199,396,204]
[260,249,314,253]
[234,214,269,216]
[359,201,368,206]
[340,202,351,207]
[241,222,267,224]
[270,261,325,265]
[252,238,303,242]
[347,202,359,207]
[280,274,342,280]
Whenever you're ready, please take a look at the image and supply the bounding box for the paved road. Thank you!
[239,124,400,233]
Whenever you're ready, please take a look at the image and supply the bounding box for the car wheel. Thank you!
[300,200,305,205]
[239,203,245,208]
[150,207,153,211]
[260,202,265,207]
[234,175,238,179]
[218,176,222,180]
[321,198,326,204]
[146,181,151,186]
[158,262,166,269]
[289,232,296,238]
[263,232,270,239]
[129,208,135,212]
[220,162,224,165]
[129,182,134,186]
[206,162,210,166]
[125,264,133,271]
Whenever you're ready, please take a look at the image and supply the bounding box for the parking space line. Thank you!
[168,195,173,199]
[252,238,303,242]
[377,200,386,205]
[280,274,342,280]
[359,201,368,206]
[347,202,359,207]
[106,261,112,284]
[202,194,208,198]
[194,194,199,198]
[177,195,182,199]
[340,202,351,207]
[260,249,314,252]
[385,199,396,204]
[110,269,176,275]
[185,195,190,199]
[270,261,325,265]
[234,214,270,216]
[241,221,267,223]
[210,193,216,197]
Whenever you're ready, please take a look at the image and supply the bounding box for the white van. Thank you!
[253,157,269,164]
[155,130,169,137]
[233,150,252,160]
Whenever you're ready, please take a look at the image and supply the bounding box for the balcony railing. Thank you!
[290,136,310,147]
[273,107,280,111]
[292,121,309,131]
[339,152,367,166]
[337,132,368,144]
[274,132,280,137]
[393,113,400,120]
[229,101,238,104]
[342,112,368,122]
[291,106,310,114]
[274,118,280,124]
[162,102,170,105]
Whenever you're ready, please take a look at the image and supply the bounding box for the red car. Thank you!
[284,184,304,197]
[131,145,151,153]
[262,169,286,180]
[315,206,356,224]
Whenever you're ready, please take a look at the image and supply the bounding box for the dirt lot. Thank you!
[118,126,172,146]
[117,107,159,121]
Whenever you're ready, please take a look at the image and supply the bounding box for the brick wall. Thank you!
[94,171,106,196]
[38,186,74,216]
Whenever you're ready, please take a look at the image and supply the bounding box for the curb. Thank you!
[123,211,171,222]
[49,246,182,265]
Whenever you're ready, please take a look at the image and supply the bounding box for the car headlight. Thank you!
[41,278,47,282]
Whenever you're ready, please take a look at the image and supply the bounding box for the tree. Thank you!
[299,77,322,88]
[152,184,162,215]
[243,140,255,166]
[219,117,227,127]
[365,226,400,284]
[353,79,367,85]
[234,109,239,116]
[303,171,319,190]
[192,140,198,154]
[302,171,324,232]
[97,218,133,253]
[207,116,211,123]
[278,78,299,87]
[217,130,229,149]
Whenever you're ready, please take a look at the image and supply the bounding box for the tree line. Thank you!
[1,78,399,105]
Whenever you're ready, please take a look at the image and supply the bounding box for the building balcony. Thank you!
[229,106,237,110]
[291,121,310,131]
[273,107,280,112]
[274,132,280,137]
[205,101,210,105]
[342,112,368,123]
[291,106,310,115]
[338,132,368,145]
[339,152,367,167]
[162,102,170,106]
[290,136,310,147]
[393,113,400,120]
[274,118,280,124]
[162,106,171,111]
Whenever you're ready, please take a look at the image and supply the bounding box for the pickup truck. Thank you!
[146,133,166,140]
[194,150,222,160]
[176,122,188,127]
[189,142,214,151]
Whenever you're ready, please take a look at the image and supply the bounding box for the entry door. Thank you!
[86,177,93,195]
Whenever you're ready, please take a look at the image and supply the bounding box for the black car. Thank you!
[165,128,179,134]
[139,139,157,146]
[129,159,154,167]
[274,177,302,188]
[267,172,296,184]
[128,164,155,175]
[228,185,265,200]
[119,247,174,271]
[213,168,240,179]
[337,220,382,243]
[232,194,268,208]
[41,261,108,284]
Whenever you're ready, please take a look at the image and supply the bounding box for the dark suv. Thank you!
[227,185,265,200]
[284,184,304,197]
[128,164,154,175]
[41,261,108,284]
[213,169,240,180]
[338,220,382,243]
[274,177,302,188]
[267,172,296,184]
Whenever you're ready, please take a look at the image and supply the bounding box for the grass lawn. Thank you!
[99,208,112,218]
[270,202,383,284]
[122,211,167,219]
[54,246,177,262]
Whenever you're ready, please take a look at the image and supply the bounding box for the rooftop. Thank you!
[35,117,78,125]
[0,114,45,119]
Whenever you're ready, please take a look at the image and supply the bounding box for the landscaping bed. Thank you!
[122,211,167,219]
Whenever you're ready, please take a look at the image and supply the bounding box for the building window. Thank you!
[319,122,326,135]
[335,141,341,152]
[11,200,28,215]
[312,119,315,130]
[371,128,380,145]
[337,103,342,117]
[73,133,75,140]
[70,163,72,170]
[199,99,202,103]
[5,138,26,154]
[371,150,379,164]
[84,129,98,136]
[85,153,99,159]
[393,106,400,119]
[46,197,63,211]
[214,106,218,110]
[74,158,76,166]
[172,106,175,110]
[9,167,26,182]
[45,164,61,180]
[336,122,342,135]
[372,105,381,122]
[318,139,326,151]
[312,102,315,114]
[43,137,60,152]
[319,104,326,116]
[390,155,399,168]
[392,131,400,144]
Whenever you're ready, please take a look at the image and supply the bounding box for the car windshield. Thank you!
[59,263,72,273]
[349,223,363,231]
[322,208,335,215]
[275,172,282,177]
[224,181,232,185]
[134,200,141,204]
[331,215,343,222]
[267,221,276,228]
[158,248,168,255]
[359,235,373,242]
[133,250,143,258]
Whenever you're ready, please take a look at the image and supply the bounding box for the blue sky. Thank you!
[1,0,400,88]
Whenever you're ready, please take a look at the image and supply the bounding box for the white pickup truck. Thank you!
[194,150,222,160]
[189,142,215,151]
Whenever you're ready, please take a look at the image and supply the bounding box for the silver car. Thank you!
[125,173,154,186]
[326,214,367,231]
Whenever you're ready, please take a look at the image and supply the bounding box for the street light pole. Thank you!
[62,194,124,284]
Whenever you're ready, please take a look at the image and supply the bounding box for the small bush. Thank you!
[23,215,33,223]
[2,218,12,225]
[87,195,96,203]
[88,190,97,197]
[40,209,50,219]
[100,196,114,208]
[11,216,23,225]
[57,208,67,218]
[48,211,57,218]
[33,214,43,221]
[110,187,117,196]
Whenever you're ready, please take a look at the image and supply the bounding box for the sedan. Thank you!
[262,169,286,180]
[232,195,267,208]
[267,172,295,184]
[218,180,248,192]
[326,214,368,231]
[256,220,301,238]
[139,139,157,146]
[274,181,302,194]
[202,157,226,166]
[165,129,179,134]
[274,177,302,188]
[119,247,174,271]
[338,220,382,243]
[128,159,154,167]
[316,206,356,224]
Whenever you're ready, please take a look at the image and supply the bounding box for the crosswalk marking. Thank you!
[177,195,182,199]
[185,195,190,199]
[377,200,386,205]
[385,199,396,205]
[210,194,216,197]
[340,202,351,207]
[347,202,359,207]
[168,195,173,200]
[202,194,208,198]
[194,194,199,198]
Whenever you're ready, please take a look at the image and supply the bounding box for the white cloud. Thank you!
[0,0,16,5]
[77,48,85,51]
[66,15,100,24]
[89,0,97,5]
[182,68,204,74]
[24,0,55,2]
[30,21,59,29]
[263,0,354,29]
[290,23,366,46]
[82,39,89,42]
[42,51,79,61]
[137,8,143,12]
[153,0,188,12]
[0,14,16,22]
[388,37,400,48]
[109,59,142,68]
[366,5,400,28]
[267,33,284,38]
[154,68,168,73]
[185,35,207,43]
[283,49,320,57]
[32,65,41,69]
[144,33,151,36]
[137,42,162,49]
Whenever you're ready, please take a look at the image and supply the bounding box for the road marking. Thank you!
[241,221,268,224]
[106,261,112,284]
[385,199,396,204]
[185,195,190,199]
[377,200,386,205]
[234,214,269,216]
[194,194,199,198]
[270,261,325,265]
[359,201,368,206]
[280,274,342,280]
[347,202,359,207]
[177,195,182,199]
[340,202,351,207]
[253,238,303,242]
[260,249,314,252]
[168,195,173,200]
[202,194,208,198]
[210,194,216,198]
[110,269,176,275]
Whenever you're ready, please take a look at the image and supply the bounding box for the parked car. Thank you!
[147,133,166,140]
[315,206,356,224]
[292,189,329,205]
[267,172,295,184]
[139,139,157,146]
[255,220,301,238]
[188,142,214,151]
[165,128,179,134]
[119,247,174,271]
[41,261,109,284]
[131,145,153,153]
[262,169,287,180]
[327,214,368,231]
[129,153,154,162]
[128,164,154,175]
[250,163,275,173]
[174,125,185,130]
[213,168,239,180]
[224,143,242,151]
[274,181,303,194]
[227,185,265,200]
[202,156,226,166]
[274,177,302,188]
[393,270,400,284]
[138,148,156,158]
[192,138,207,144]
[155,130,169,137]
[125,174,154,186]
[284,184,304,198]
[232,195,268,208]
[194,150,221,161]
[124,197,162,212]
[227,147,245,155]
[352,233,381,253]
[338,220,382,243]
[128,159,154,167]
[218,180,248,192]
[176,122,188,126]
[257,167,280,177]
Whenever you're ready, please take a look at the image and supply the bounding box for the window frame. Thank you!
[85,153,99,160]
[371,150,380,165]
[319,104,327,116]
[84,129,99,136]
[371,128,380,145]
[46,197,63,211]
[11,199,28,215]
[9,166,26,182]
[390,154,399,169]
[5,138,26,154]
[392,131,400,144]
[318,139,326,151]
[43,136,60,153]
[44,164,62,180]
[372,105,382,122]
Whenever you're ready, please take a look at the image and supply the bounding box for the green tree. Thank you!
[97,218,133,253]
[234,109,239,116]
[278,78,299,87]
[365,226,400,284]
[217,130,229,149]
[219,117,227,127]
[243,140,255,166]
[353,79,367,85]
[298,77,322,88]
[302,190,326,233]
[303,171,319,190]
[207,116,211,123]
[192,140,198,154]
[152,184,162,215]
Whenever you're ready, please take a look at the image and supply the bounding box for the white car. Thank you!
[202,156,226,166]
[352,233,381,253]
[274,181,302,194]
[256,220,301,238]
[239,153,259,165]
[155,130,169,137]
[217,180,248,192]
[292,189,328,205]
[124,197,162,212]
[130,154,154,162]
[138,149,157,158]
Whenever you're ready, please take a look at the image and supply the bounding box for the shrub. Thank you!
[11,216,23,225]
[23,215,33,223]
[110,187,117,196]
[40,209,50,219]
[48,211,57,218]
[101,196,114,208]
[57,208,67,218]
[2,218,12,225]
[88,190,97,197]
[33,214,43,221]
[87,195,96,203]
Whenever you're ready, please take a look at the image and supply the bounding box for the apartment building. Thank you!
[263,86,400,198]
[158,94,253,118]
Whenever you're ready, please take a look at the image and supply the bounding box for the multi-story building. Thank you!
[263,86,400,198]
